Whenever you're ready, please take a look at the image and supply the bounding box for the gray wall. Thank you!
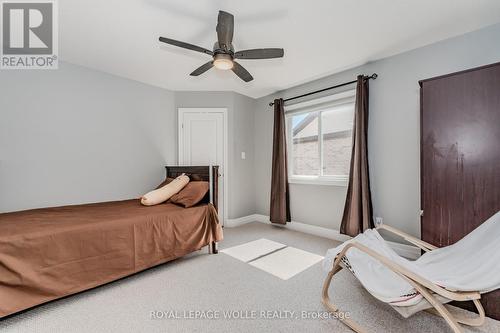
[254,23,500,237]
[174,91,256,219]
[0,62,176,212]
[0,63,256,218]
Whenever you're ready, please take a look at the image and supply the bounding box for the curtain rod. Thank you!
[268,73,378,107]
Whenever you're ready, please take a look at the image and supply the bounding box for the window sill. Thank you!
[288,176,348,187]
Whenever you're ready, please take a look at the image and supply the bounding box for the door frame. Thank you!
[178,107,228,226]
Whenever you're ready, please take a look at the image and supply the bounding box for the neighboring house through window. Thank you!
[285,90,355,186]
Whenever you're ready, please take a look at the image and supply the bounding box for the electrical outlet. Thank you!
[375,217,383,226]
[241,152,246,160]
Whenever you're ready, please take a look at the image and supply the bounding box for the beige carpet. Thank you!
[1,222,499,333]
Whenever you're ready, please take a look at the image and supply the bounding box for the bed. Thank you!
[0,165,222,318]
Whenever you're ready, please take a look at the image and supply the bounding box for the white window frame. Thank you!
[285,89,355,186]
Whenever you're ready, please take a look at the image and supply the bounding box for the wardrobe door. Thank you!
[420,62,500,319]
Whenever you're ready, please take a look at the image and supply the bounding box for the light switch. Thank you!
[241,152,246,160]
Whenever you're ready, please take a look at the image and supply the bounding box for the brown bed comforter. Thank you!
[0,200,222,318]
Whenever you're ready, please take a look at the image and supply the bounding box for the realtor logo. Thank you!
[1,0,58,69]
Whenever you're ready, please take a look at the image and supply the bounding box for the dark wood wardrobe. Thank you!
[420,62,500,320]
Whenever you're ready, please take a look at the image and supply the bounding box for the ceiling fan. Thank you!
[159,10,284,82]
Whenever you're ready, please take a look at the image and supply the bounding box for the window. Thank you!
[286,90,355,186]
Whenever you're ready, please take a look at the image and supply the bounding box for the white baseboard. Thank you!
[252,214,353,242]
[226,214,421,260]
[226,214,263,228]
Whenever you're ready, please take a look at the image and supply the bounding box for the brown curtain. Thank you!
[270,98,291,224]
[340,76,374,236]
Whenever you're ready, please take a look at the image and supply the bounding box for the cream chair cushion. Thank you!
[141,174,189,206]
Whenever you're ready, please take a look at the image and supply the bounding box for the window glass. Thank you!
[291,112,320,176]
[286,97,355,183]
[321,105,354,176]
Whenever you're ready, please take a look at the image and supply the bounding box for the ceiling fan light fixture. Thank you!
[158,10,284,82]
[213,53,233,70]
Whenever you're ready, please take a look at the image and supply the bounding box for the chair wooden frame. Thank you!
[321,224,485,333]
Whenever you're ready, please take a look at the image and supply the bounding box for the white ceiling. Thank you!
[60,0,500,98]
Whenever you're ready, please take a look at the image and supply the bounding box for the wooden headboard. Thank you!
[165,165,219,211]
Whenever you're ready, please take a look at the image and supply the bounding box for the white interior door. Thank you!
[178,108,226,224]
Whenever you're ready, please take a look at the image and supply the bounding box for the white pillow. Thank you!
[141,174,189,206]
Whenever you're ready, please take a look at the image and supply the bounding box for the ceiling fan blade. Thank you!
[231,61,253,82]
[190,61,214,76]
[159,37,213,56]
[216,11,234,50]
[234,48,284,59]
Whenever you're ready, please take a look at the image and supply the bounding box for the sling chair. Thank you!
[322,211,500,333]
